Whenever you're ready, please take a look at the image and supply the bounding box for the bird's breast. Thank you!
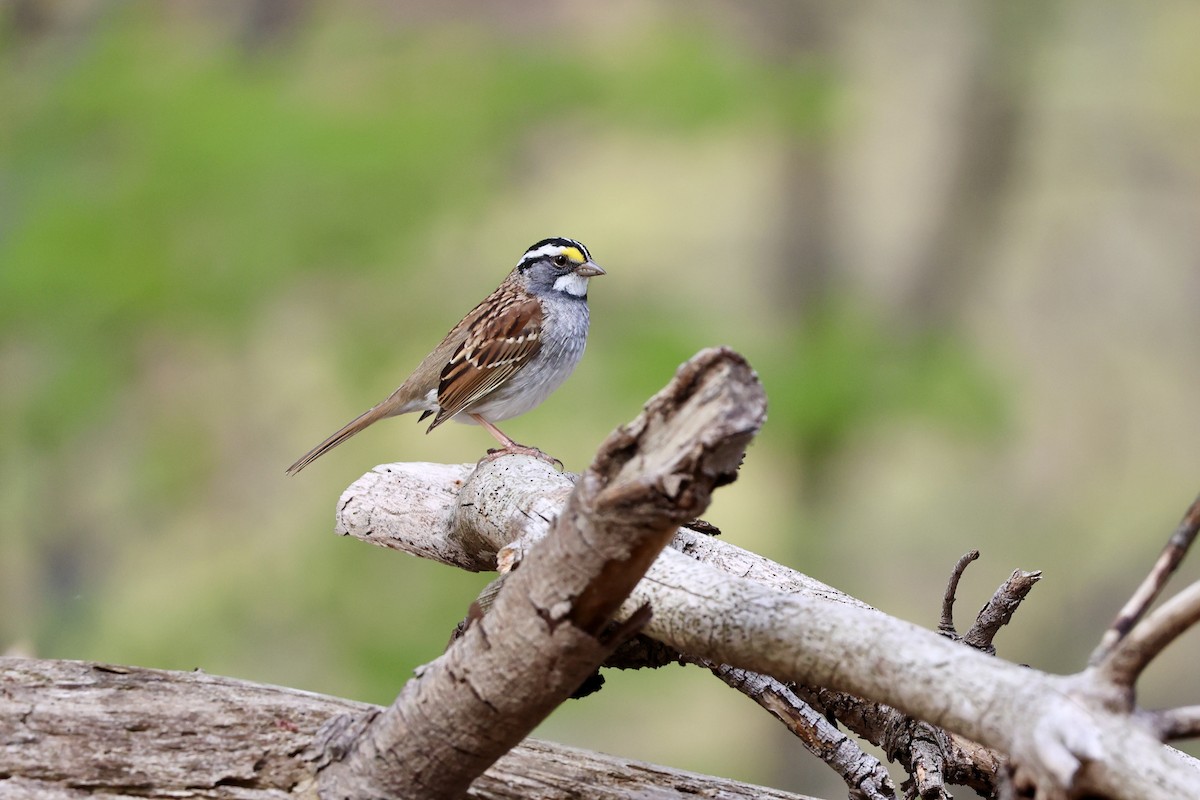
[457,300,589,423]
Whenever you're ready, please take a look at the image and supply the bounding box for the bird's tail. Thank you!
[285,404,392,475]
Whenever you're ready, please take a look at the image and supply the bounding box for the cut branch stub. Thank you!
[315,347,767,800]
[570,348,766,630]
[595,350,763,514]
[963,568,1041,654]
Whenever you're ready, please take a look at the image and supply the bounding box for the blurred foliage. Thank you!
[0,6,833,451]
[764,298,1007,474]
[0,0,872,696]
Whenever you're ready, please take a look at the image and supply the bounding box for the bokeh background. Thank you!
[4,1,1200,796]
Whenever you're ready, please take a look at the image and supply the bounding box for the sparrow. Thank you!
[286,237,604,474]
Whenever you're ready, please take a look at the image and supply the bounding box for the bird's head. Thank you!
[516,237,605,298]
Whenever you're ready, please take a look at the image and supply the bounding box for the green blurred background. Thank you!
[3,1,1200,796]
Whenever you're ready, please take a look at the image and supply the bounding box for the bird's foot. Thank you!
[484,443,563,470]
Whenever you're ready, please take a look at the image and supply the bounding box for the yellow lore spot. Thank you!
[560,246,584,264]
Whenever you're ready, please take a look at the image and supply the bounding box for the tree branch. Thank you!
[939,549,979,637]
[315,347,767,798]
[1090,492,1200,665]
[336,445,1200,799]
[794,686,996,800]
[1149,705,1200,742]
[1094,579,1200,693]
[9,350,1198,800]
[694,659,896,800]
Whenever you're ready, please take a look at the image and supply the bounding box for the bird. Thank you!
[285,237,605,475]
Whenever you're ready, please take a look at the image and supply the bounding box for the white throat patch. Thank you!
[553,272,589,297]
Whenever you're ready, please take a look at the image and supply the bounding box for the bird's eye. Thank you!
[553,254,568,267]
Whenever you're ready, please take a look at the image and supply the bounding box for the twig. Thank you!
[794,686,998,800]
[612,646,991,798]
[939,550,980,637]
[1090,492,1200,666]
[1095,579,1200,691]
[694,660,896,800]
[963,569,1042,654]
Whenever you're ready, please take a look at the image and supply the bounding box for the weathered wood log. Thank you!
[0,657,817,800]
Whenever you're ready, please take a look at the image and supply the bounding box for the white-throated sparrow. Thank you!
[286,237,604,474]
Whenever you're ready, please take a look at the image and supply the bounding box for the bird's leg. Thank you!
[470,413,562,469]
[471,414,519,448]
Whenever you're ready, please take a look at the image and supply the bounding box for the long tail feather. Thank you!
[285,404,391,475]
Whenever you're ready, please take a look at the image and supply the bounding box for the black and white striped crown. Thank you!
[516,237,591,270]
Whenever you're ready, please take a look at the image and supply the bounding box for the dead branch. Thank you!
[939,549,980,637]
[1090,492,1200,665]
[7,347,1200,800]
[336,439,1200,799]
[314,347,766,798]
[963,568,1042,654]
[1093,579,1200,694]
[938,551,1041,654]
[695,660,896,800]
[0,657,819,800]
[794,686,995,800]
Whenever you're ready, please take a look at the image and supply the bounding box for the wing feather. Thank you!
[430,294,543,428]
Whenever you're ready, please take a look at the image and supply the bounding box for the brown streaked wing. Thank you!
[430,294,543,428]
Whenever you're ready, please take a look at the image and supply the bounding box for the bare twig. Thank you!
[963,569,1042,654]
[939,550,980,637]
[794,686,999,800]
[1095,579,1200,691]
[695,660,896,800]
[938,552,1040,654]
[1090,492,1200,666]
[610,644,990,798]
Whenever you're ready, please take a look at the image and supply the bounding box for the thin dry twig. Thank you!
[694,660,896,800]
[794,686,998,800]
[938,550,1040,655]
[1096,579,1200,690]
[939,550,980,637]
[1090,492,1200,666]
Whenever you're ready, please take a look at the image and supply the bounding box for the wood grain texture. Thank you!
[0,658,817,799]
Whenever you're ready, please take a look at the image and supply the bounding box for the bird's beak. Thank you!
[575,261,606,278]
